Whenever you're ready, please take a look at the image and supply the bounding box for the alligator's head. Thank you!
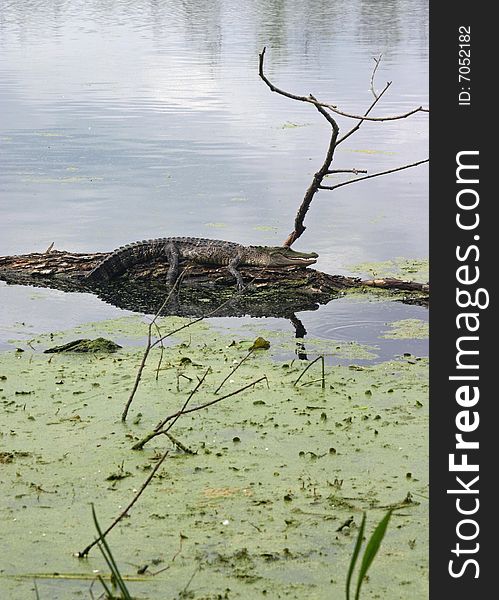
[246,246,318,268]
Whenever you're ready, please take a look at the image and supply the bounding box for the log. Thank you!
[0,250,428,317]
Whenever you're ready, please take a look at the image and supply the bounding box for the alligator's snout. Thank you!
[292,253,318,262]
[273,249,319,267]
[293,253,318,265]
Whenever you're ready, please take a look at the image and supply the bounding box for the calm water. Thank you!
[0,0,428,356]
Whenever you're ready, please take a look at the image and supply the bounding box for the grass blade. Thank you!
[354,510,392,600]
[346,512,366,600]
[92,504,132,600]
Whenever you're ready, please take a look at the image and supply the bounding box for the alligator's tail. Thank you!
[85,239,167,282]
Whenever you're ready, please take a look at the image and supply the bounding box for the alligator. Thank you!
[85,237,318,288]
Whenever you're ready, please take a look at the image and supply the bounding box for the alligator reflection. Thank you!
[92,280,323,360]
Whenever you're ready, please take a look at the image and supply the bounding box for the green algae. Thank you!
[36,131,68,138]
[278,121,311,129]
[237,323,379,362]
[381,319,429,340]
[21,176,104,184]
[349,258,429,283]
[253,225,278,232]
[204,222,228,229]
[341,148,397,156]
[0,316,428,599]
[10,315,182,351]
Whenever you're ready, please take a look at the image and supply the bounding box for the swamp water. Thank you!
[0,314,428,599]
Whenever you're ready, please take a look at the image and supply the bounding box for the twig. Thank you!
[148,288,246,352]
[259,47,428,248]
[122,274,185,421]
[123,265,273,420]
[157,370,209,431]
[318,159,429,191]
[283,95,339,247]
[132,370,209,450]
[154,323,165,381]
[164,431,195,454]
[151,533,185,576]
[124,327,153,421]
[153,321,165,382]
[78,369,209,558]
[132,376,268,450]
[176,372,193,392]
[88,580,96,600]
[326,169,367,175]
[154,269,190,381]
[301,378,324,387]
[293,356,324,387]
[123,292,235,421]
[78,450,170,557]
[179,566,199,597]
[214,348,254,394]
[259,47,428,122]
[336,81,391,146]
[163,375,268,421]
[370,54,383,100]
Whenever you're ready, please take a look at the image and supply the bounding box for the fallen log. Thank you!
[0,249,428,317]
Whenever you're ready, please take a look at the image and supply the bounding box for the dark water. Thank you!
[0,0,428,356]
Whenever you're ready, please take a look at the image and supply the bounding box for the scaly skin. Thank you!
[85,237,318,287]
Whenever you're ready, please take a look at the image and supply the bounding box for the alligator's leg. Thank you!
[228,256,244,290]
[165,242,180,286]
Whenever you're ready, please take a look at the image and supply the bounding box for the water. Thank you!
[0,0,428,356]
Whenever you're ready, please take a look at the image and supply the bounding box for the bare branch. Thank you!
[132,376,268,450]
[259,47,428,247]
[122,271,251,422]
[146,264,270,353]
[214,348,254,394]
[78,371,211,556]
[362,277,429,292]
[158,375,268,424]
[123,257,297,419]
[78,449,170,557]
[326,169,367,175]
[157,369,210,433]
[293,355,324,387]
[336,81,391,145]
[122,271,187,422]
[283,96,339,247]
[325,97,428,121]
[370,54,383,100]
[164,431,195,454]
[318,158,429,191]
[259,47,428,122]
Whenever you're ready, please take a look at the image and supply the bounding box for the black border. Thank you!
[430,5,493,596]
